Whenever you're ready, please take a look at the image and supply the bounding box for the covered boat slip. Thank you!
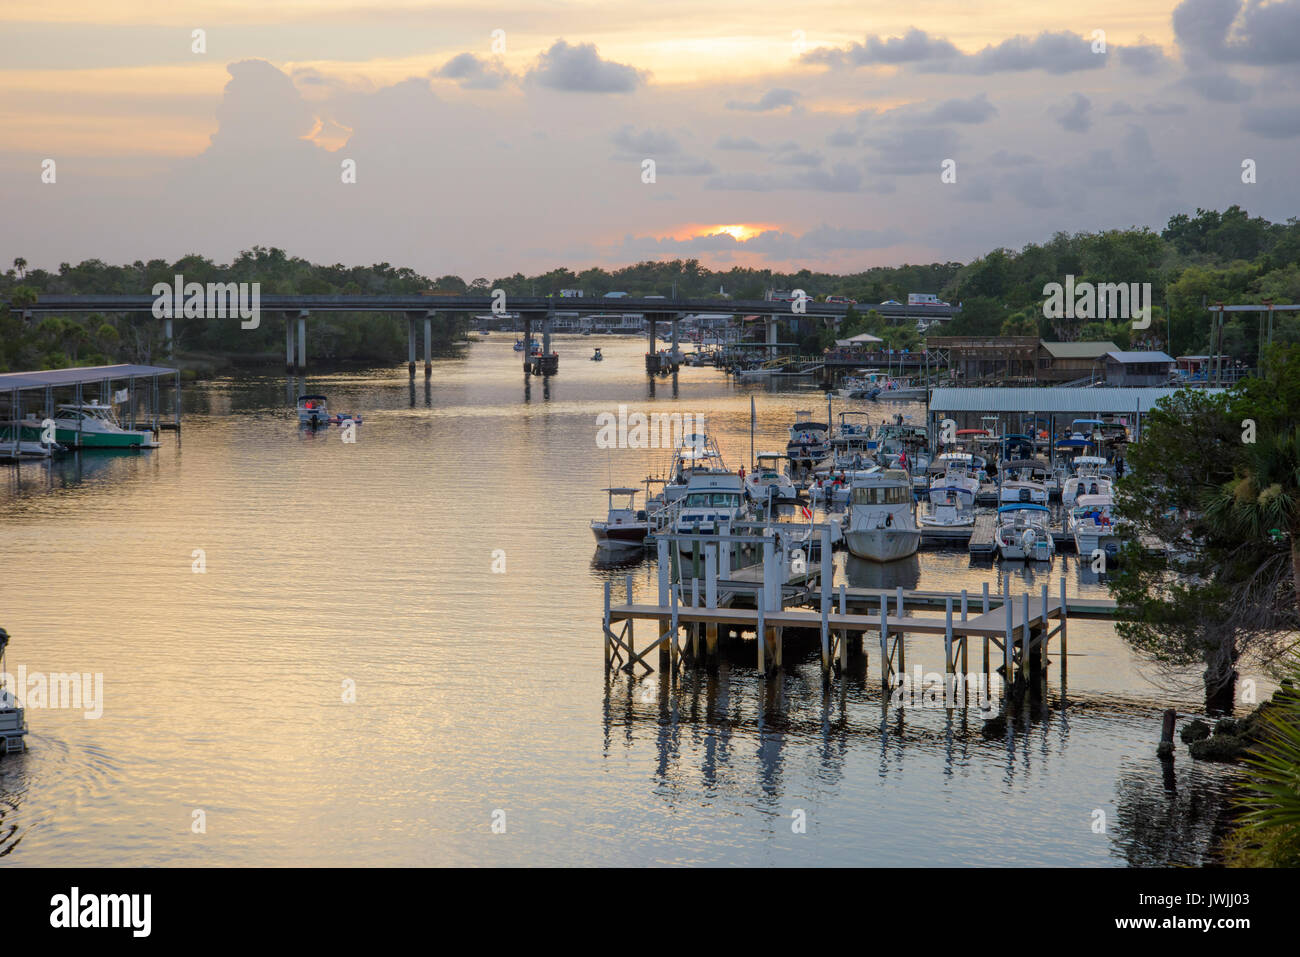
[0,364,181,456]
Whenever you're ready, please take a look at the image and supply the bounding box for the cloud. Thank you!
[618,224,903,262]
[956,31,1105,75]
[725,88,800,111]
[1174,0,1300,64]
[865,127,960,174]
[1145,101,1189,115]
[611,125,680,155]
[802,28,960,68]
[921,93,998,124]
[434,53,513,90]
[1242,103,1300,138]
[1054,93,1092,132]
[826,128,861,147]
[770,148,823,166]
[1181,71,1254,102]
[987,149,1038,167]
[1117,42,1169,74]
[1108,100,1137,115]
[703,161,865,192]
[526,40,646,92]
[716,134,762,150]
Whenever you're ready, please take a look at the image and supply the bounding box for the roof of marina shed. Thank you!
[928,386,1222,414]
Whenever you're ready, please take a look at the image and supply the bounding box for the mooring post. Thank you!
[670,576,680,671]
[285,312,296,372]
[1059,575,1068,680]
[657,536,670,671]
[756,601,766,674]
[1040,584,1050,671]
[603,581,612,668]
[1021,592,1030,680]
[960,588,969,677]
[981,581,990,675]
[625,573,635,662]
[1003,585,1013,680]
[407,313,416,377]
[879,594,889,683]
[838,583,849,672]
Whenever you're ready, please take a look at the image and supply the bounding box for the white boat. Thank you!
[842,469,921,562]
[590,348,603,361]
[995,504,1055,562]
[0,628,27,755]
[19,401,159,449]
[653,429,729,506]
[870,376,928,400]
[785,411,831,468]
[919,489,975,527]
[0,424,63,459]
[1061,456,1113,504]
[672,471,747,554]
[928,452,981,507]
[591,487,648,548]
[1069,494,1121,558]
[998,458,1051,505]
[745,452,798,504]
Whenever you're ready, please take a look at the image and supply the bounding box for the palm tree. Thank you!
[1205,425,1300,619]
[12,257,25,279]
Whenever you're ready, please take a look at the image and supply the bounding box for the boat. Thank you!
[869,375,928,400]
[0,424,64,459]
[928,452,981,507]
[18,401,159,449]
[837,375,881,400]
[918,487,975,527]
[785,411,831,468]
[651,429,730,507]
[995,504,1055,562]
[671,470,747,555]
[0,628,28,755]
[1068,494,1121,559]
[1061,455,1113,503]
[513,339,526,351]
[297,395,362,428]
[590,348,603,362]
[997,458,1051,505]
[842,468,921,562]
[591,487,648,547]
[745,452,799,504]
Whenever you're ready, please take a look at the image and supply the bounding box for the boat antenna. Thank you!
[750,395,756,470]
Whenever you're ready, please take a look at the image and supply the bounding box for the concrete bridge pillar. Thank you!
[423,313,433,376]
[404,312,421,377]
[164,319,174,358]
[297,313,307,371]
[283,312,298,372]
[766,316,778,360]
[542,305,553,360]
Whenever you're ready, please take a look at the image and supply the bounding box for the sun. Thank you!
[690,223,770,242]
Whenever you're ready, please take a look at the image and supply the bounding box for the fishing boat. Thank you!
[0,628,28,755]
[1068,494,1121,559]
[870,376,928,400]
[842,469,920,562]
[297,395,362,428]
[1061,455,1113,503]
[671,470,747,555]
[785,411,831,468]
[928,452,981,507]
[18,401,158,449]
[513,339,526,351]
[995,504,1055,562]
[744,452,798,504]
[590,487,648,547]
[998,458,1051,505]
[590,348,603,361]
[919,488,975,527]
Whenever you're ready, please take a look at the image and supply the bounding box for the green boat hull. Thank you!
[19,423,152,448]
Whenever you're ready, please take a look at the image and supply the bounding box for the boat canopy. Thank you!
[998,503,1050,513]
[1001,458,1050,471]
[298,394,328,402]
[1072,455,1108,466]
[604,487,640,495]
[1073,494,1113,509]
[1072,418,1105,426]
[1055,438,1094,448]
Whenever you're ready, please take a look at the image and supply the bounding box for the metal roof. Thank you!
[0,363,178,391]
[1105,351,1175,364]
[928,386,1222,414]
[1040,341,1118,359]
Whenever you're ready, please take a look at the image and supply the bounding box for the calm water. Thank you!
[0,336,1243,866]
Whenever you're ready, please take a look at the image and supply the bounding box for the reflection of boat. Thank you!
[844,552,921,590]
[19,401,158,449]
[842,469,920,562]
[591,487,648,547]
[995,504,1054,562]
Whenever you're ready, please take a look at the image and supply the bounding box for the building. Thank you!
[1037,341,1119,383]
[925,336,1040,382]
[1103,351,1175,386]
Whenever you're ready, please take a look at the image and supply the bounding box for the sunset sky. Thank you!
[2,0,1298,277]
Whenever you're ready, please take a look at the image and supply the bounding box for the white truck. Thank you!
[907,293,948,306]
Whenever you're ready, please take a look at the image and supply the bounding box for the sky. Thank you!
[2,0,1299,278]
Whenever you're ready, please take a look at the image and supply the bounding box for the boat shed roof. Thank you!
[928,386,1222,415]
[1105,350,1175,364]
[0,363,177,392]
[1040,341,1118,359]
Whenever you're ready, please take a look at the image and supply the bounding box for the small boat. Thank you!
[919,489,975,527]
[1061,455,1113,504]
[1069,494,1121,558]
[591,487,649,547]
[18,401,158,449]
[998,458,1051,505]
[672,471,747,555]
[590,348,603,361]
[928,452,981,507]
[745,452,799,504]
[0,424,64,459]
[513,339,525,351]
[842,469,921,562]
[785,411,831,468]
[297,395,362,428]
[995,504,1055,562]
[0,627,28,755]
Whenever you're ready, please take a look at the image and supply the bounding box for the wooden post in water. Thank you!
[960,588,969,679]
[756,600,766,674]
[1003,581,1013,681]
[838,584,849,672]
[819,526,832,679]
[657,537,671,671]
[1020,592,1030,681]
[981,582,990,677]
[625,574,635,662]
[1059,575,1068,681]
[603,580,612,669]
[1040,584,1050,674]
[879,595,889,684]
[705,542,719,661]
[670,577,680,672]
[944,597,954,676]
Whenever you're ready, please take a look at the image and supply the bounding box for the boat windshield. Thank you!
[683,492,741,508]
[851,485,910,505]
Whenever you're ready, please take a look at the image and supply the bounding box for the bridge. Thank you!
[4,293,959,377]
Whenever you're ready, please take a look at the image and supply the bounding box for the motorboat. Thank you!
[786,411,831,469]
[0,424,64,459]
[671,471,747,555]
[998,458,1051,505]
[919,487,975,527]
[842,469,921,562]
[928,452,981,507]
[19,401,159,449]
[1069,494,1121,558]
[654,429,730,506]
[591,487,649,547]
[744,452,799,504]
[995,504,1055,562]
[590,348,604,361]
[838,375,881,400]
[870,376,928,400]
[1061,455,1113,503]
[296,395,363,428]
